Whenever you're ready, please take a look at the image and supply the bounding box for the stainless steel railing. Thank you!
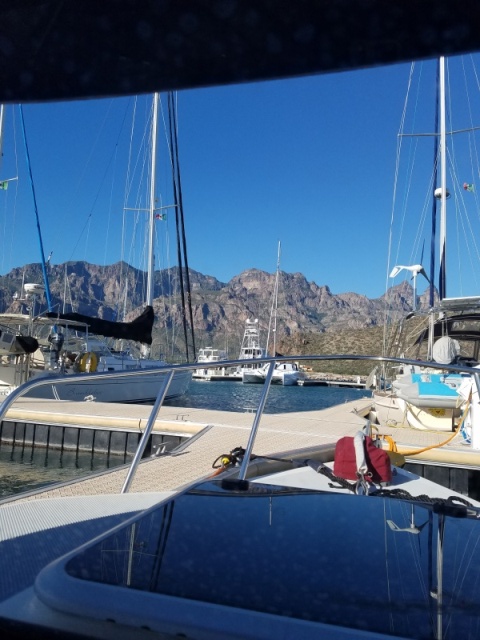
[1,353,479,491]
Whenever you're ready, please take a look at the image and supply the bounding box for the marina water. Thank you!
[0,381,369,498]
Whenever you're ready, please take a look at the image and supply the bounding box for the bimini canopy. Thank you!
[1,1,480,103]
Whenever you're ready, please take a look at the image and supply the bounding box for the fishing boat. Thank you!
[241,243,303,386]
[372,56,480,432]
[192,346,235,380]
[231,318,267,380]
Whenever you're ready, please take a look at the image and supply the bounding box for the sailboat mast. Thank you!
[272,241,281,356]
[438,56,447,300]
[266,241,281,357]
[146,92,159,308]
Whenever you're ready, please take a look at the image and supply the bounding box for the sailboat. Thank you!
[242,242,303,385]
[372,56,480,433]
[0,96,192,403]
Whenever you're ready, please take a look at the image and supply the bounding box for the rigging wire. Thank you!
[455,57,480,294]
[118,96,138,321]
[167,91,196,361]
[448,148,480,294]
[103,141,119,267]
[121,96,151,319]
[383,55,480,355]
[382,62,416,358]
[119,93,194,361]
[19,105,53,311]
[266,241,281,356]
[2,107,20,273]
[67,99,131,264]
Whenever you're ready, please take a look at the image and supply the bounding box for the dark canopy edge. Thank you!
[2,0,480,103]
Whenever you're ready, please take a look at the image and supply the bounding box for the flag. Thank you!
[155,213,167,220]
[0,181,8,190]
[463,182,474,192]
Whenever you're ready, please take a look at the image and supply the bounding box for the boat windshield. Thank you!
[41,478,480,639]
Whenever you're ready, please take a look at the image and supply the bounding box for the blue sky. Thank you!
[1,54,479,300]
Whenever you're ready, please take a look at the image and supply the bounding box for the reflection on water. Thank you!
[0,443,129,497]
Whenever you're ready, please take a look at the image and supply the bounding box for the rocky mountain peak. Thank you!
[0,261,429,359]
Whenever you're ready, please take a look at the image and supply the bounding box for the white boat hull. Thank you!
[275,371,301,386]
[372,391,408,427]
[193,366,236,380]
[23,368,192,403]
[241,370,265,384]
[373,390,456,431]
[242,364,302,386]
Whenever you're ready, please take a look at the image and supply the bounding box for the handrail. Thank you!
[121,370,174,493]
[238,361,275,481]
[1,353,479,492]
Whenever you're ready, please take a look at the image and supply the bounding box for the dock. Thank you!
[0,398,202,460]
[1,395,480,504]
[298,378,365,389]
[193,374,240,381]
[0,397,371,502]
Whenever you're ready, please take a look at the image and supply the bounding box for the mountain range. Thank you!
[0,261,431,362]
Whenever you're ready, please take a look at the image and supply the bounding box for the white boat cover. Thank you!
[432,336,460,364]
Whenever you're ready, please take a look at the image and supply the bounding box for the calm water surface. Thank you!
[170,379,368,413]
[0,381,370,498]
[0,446,127,497]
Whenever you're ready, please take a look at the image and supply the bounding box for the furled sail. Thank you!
[46,306,154,345]
[0,328,39,355]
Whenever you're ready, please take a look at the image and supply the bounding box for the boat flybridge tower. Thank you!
[12,282,45,318]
